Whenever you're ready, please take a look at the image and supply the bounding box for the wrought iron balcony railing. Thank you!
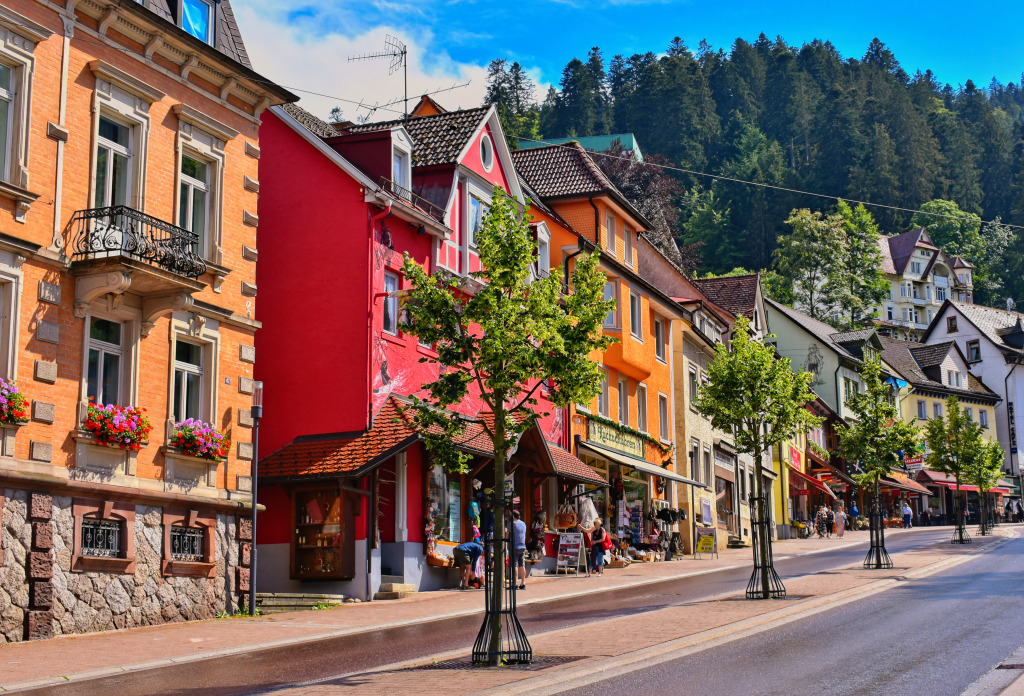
[377,177,446,223]
[70,206,207,279]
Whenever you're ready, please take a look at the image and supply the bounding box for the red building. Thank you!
[254,99,603,599]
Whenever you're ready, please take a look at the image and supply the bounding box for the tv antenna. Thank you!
[348,35,409,118]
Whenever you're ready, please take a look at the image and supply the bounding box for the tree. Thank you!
[484,60,540,148]
[775,209,847,323]
[833,200,889,329]
[695,317,820,598]
[400,189,614,664]
[964,440,1004,535]
[925,395,984,543]
[836,358,921,567]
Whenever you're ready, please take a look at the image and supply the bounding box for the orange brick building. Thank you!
[0,0,292,641]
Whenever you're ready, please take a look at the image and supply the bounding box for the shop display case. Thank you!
[291,486,354,580]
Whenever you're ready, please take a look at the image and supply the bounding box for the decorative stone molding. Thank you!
[245,142,261,159]
[29,441,51,463]
[141,292,193,337]
[37,280,60,304]
[242,211,258,227]
[237,408,253,428]
[243,176,259,193]
[163,448,218,492]
[172,103,238,141]
[72,431,143,477]
[88,60,165,104]
[46,122,69,142]
[240,281,257,297]
[160,507,216,578]
[237,442,253,461]
[241,245,258,262]
[74,271,132,317]
[180,53,200,81]
[238,377,254,395]
[70,498,136,574]
[236,475,252,492]
[239,344,255,364]
[0,421,24,456]
[33,359,57,384]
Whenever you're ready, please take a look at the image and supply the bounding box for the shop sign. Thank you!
[556,532,585,574]
[904,455,924,472]
[793,489,812,496]
[1009,402,1018,454]
[694,527,718,559]
[588,420,645,459]
[790,446,802,466]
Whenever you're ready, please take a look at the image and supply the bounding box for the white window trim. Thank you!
[464,180,492,254]
[166,314,220,441]
[479,132,494,173]
[658,392,671,444]
[0,253,21,381]
[605,212,617,257]
[383,272,400,336]
[532,222,551,281]
[171,338,205,422]
[623,227,633,267]
[597,369,609,417]
[617,377,628,425]
[629,289,643,341]
[654,317,666,363]
[174,105,231,264]
[637,383,648,434]
[603,280,620,330]
[390,127,413,197]
[180,0,216,44]
[917,400,927,420]
[78,302,141,420]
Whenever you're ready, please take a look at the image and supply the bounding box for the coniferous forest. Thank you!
[483,35,1024,309]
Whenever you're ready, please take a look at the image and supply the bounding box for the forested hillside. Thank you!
[483,35,1024,306]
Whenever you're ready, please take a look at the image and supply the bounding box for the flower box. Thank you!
[83,402,153,451]
[0,378,28,426]
[170,419,230,462]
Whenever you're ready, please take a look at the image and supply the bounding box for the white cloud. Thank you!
[234,3,490,122]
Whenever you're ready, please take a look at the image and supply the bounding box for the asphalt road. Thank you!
[20,527,962,696]
[561,530,1024,696]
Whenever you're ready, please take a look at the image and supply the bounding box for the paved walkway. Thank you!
[0,527,975,692]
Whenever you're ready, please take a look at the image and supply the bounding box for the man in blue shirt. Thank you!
[453,540,483,590]
[512,510,528,589]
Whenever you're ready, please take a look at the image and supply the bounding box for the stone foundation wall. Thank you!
[0,488,243,642]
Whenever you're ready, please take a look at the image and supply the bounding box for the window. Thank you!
[479,133,494,172]
[843,377,859,406]
[427,465,461,543]
[81,518,122,558]
[597,370,609,417]
[703,447,712,486]
[629,291,642,340]
[911,262,922,274]
[88,317,123,405]
[917,400,927,420]
[605,213,617,256]
[948,370,961,388]
[980,409,989,428]
[535,235,550,279]
[956,372,962,388]
[926,285,932,300]
[889,283,895,301]
[690,440,701,483]
[947,316,958,333]
[689,367,699,405]
[637,384,648,433]
[933,402,943,419]
[965,407,973,421]
[603,282,618,328]
[0,63,11,182]
[623,229,633,266]
[468,196,487,248]
[169,526,204,562]
[179,154,209,255]
[927,309,934,323]
[654,318,666,362]
[900,284,907,298]
[172,340,203,422]
[936,287,947,302]
[392,149,409,190]
[658,393,670,443]
[618,377,629,424]
[967,340,981,362]
[94,116,132,208]
[383,273,399,335]
[886,306,894,320]
[181,0,212,43]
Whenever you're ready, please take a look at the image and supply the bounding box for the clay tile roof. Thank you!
[260,398,418,479]
[279,103,339,139]
[878,336,998,401]
[908,342,951,368]
[345,107,489,168]
[765,298,859,361]
[510,142,616,199]
[548,442,607,486]
[691,275,759,319]
[950,301,1024,354]
[831,329,876,345]
[950,256,973,269]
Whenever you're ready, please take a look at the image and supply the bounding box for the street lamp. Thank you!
[248,380,264,615]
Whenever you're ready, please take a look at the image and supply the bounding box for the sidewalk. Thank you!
[0,527,967,692]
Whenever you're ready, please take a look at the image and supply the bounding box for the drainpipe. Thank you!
[588,196,600,248]
[562,236,587,296]
[367,204,392,429]
[50,15,75,253]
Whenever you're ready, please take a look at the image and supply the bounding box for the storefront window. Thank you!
[294,488,345,578]
[428,465,461,543]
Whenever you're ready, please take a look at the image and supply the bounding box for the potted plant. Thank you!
[0,378,28,424]
[171,418,230,461]
[84,400,152,451]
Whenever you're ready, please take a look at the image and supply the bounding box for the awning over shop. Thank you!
[881,473,932,495]
[787,465,837,500]
[991,488,1011,494]
[579,441,705,488]
[545,441,608,486]
[936,481,980,493]
[809,456,857,487]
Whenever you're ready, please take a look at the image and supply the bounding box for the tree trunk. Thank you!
[488,406,507,666]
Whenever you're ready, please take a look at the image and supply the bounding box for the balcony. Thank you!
[377,177,446,223]
[71,206,207,279]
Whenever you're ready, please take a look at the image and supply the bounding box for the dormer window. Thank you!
[392,147,410,196]
[480,133,494,172]
[181,0,213,43]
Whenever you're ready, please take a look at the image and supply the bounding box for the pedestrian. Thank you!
[835,506,847,539]
[584,518,607,575]
[453,540,483,590]
[921,508,930,526]
[511,510,528,590]
[815,505,828,539]
[848,502,858,531]
[826,506,835,538]
[1015,500,1023,523]
[902,502,913,529]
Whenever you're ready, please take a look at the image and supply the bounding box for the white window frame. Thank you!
[654,317,666,362]
[623,227,633,267]
[479,132,494,172]
[917,400,927,420]
[603,281,619,329]
[177,152,210,254]
[383,272,400,336]
[533,222,551,281]
[658,393,670,444]
[967,340,981,362]
[391,128,413,197]
[172,338,205,423]
[980,409,989,429]
[689,366,699,405]
[87,316,124,406]
[637,383,648,433]
[965,407,973,421]
[79,302,141,417]
[597,370,609,417]
[94,114,133,209]
[617,377,628,425]
[629,290,642,341]
[886,306,893,320]
[934,402,943,419]
[464,181,492,252]
[605,212,617,257]
[690,439,701,484]
[166,317,220,441]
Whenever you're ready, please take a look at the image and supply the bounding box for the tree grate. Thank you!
[414,656,586,671]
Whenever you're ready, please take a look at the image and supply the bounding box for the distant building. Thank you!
[874,228,973,340]
[517,134,644,161]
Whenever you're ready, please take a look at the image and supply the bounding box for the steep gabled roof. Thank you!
[928,300,1024,355]
[280,103,338,139]
[884,228,932,275]
[878,336,999,402]
[765,299,859,362]
[691,275,759,320]
[950,256,973,269]
[345,107,489,168]
[511,141,618,199]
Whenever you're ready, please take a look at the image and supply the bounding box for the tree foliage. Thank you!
[924,395,986,490]
[836,358,921,489]
[776,209,847,323]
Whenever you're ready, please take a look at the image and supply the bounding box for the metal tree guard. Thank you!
[746,494,786,599]
[471,532,532,665]
[951,489,972,544]
[864,489,893,569]
[977,491,991,536]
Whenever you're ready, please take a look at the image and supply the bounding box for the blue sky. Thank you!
[236,0,1024,120]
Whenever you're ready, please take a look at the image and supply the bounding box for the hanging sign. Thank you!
[588,421,645,459]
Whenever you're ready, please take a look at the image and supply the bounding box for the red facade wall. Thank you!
[257,484,292,545]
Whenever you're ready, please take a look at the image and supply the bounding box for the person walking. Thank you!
[584,518,607,575]
[1015,500,1023,523]
[511,510,528,590]
[815,505,828,539]
[835,506,847,539]
[826,506,835,539]
[849,502,859,531]
[902,502,913,529]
